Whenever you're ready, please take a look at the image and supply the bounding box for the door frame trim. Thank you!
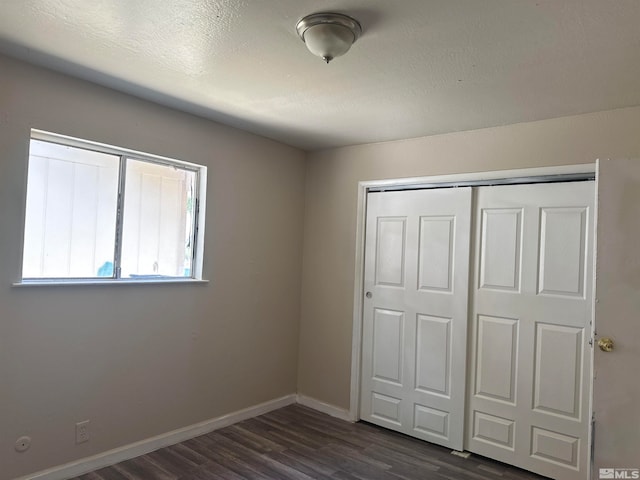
[349,163,597,422]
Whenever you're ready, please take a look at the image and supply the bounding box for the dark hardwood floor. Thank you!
[71,404,547,480]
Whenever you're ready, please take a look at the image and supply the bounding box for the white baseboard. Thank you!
[296,394,353,422]
[18,393,354,480]
[19,394,297,480]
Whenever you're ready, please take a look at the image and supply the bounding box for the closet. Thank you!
[360,181,594,480]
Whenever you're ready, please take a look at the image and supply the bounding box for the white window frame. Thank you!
[15,129,208,286]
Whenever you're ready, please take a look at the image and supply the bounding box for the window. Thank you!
[20,130,206,283]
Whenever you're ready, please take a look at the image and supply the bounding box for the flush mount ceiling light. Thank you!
[296,12,362,64]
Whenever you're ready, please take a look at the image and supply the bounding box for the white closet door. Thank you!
[466,182,594,480]
[360,188,472,450]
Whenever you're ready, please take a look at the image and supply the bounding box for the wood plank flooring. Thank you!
[71,404,547,480]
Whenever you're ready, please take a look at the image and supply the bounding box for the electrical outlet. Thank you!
[76,420,90,444]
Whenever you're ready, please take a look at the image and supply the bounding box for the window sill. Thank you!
[12,278,209,287]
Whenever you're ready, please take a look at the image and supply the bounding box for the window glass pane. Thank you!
[120,159,196,278]
[22,139,119,278]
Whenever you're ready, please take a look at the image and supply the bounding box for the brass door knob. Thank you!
[598,337,614,352]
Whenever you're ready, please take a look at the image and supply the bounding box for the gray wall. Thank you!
[5,50,640,479]
[0,54,306,480]
[298,106,640,410]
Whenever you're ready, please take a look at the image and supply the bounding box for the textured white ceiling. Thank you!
[1,0,639,150]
